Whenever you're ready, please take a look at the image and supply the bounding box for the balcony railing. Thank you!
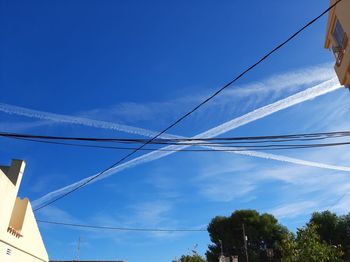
[332,33,348,66]
[7,226,23,238]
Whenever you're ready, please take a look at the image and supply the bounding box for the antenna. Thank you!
[75,236,82,261]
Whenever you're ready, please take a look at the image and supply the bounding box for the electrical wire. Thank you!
[32,0,343,212]
[37,220,206,232]
[7,135,350,152]
[2,130,350,144]
[327,190,350,211]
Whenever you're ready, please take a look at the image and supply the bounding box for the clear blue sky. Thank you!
[1,1,350,261]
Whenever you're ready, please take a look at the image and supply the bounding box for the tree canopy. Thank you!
[206,209,289,262]
[310,211,350,260]
[173,250,206,262]
[288,223,343,262]
[173,209,348,262]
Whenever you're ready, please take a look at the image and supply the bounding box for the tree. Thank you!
[293,223,343,262]
[336,213,350,260]
[279,232,298,262]
[206,210,289,262]
[310,211,350,260]
[173,250,206,262]
[279,223,343,262]
[309,211,338,245]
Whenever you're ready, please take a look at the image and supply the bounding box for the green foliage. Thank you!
[337,213,350,258]
[180,209,350,262]
[310,211,350,260]
[279,232,297,262]
[205,210,346,262]
[310,211,338,244]
[173,250,206,262]
[279,223,343,262]
[206,210,289,262]
[295,224,342,262]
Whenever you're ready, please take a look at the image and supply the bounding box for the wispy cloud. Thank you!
[195,158,257,202]
[198,78,340,138]
[220,64,335,108]
[194,114,350,211]
[0,120,52,132]
[144,168,182,199]
[199,176,256,202]
[78,64,336,124]
[32,78,345,209]
[89,200,187,240]
[0,103,177,139]
[129,201,173,226]
[249,146,350,218]
[231,150,350,172]
[36,205,78,223]
[269,201,317,219]
[331,193,350,214]
[0,64,335,131]
[36,202,181,240]
[127,200,189,239]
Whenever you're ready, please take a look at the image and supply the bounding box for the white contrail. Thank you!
[196,78,340,138]
[0,66,335,138]
[219,149,350,172]
[32,78,346,209]
[0,103,178,139]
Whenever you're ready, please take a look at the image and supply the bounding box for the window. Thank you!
[331,19,348,66]
[332,20,345,47]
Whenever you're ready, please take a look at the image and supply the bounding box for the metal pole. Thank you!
[76,236,81,261]
[219,239,223,256]
[242,224,249,262]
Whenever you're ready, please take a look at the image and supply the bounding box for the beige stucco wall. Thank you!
[325,0,350,85]
[9,197,28,232]
[0,160,24,235]
[0,240,47,262]
[0,160,49,262]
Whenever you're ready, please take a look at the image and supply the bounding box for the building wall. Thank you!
[0,240,47,262]
[325,0,350,85]
[0,160,24,233]
[0,160,49,262]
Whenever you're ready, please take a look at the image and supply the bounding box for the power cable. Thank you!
[7,135,350,152]
[327,190,350,211]
[33,0,343,212]
[1,130,350,144]
[37,220,206,232]
[37,219,243,232]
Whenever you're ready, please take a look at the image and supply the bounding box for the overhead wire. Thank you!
[37,220,207,232]
[2,130,350,144]
[6,133,350,152]
[32,0,344,212]
[38,220,244,232]
[326,189,350,211]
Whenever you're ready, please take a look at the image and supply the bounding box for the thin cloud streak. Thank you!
[269,201,317,219]
[32,78,344,209]
[0,103,178,139]
[198,78,340,138]
[0,65,335,136]
[231,150,350,172]
[224,64,335,98]
[78,64,335,123]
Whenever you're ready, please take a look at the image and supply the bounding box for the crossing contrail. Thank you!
[0,66,335,139]
[221,150,350,172]
[0,103,178,139]
[32,78,346,209]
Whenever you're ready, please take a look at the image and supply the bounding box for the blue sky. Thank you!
[1,0,350,261]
